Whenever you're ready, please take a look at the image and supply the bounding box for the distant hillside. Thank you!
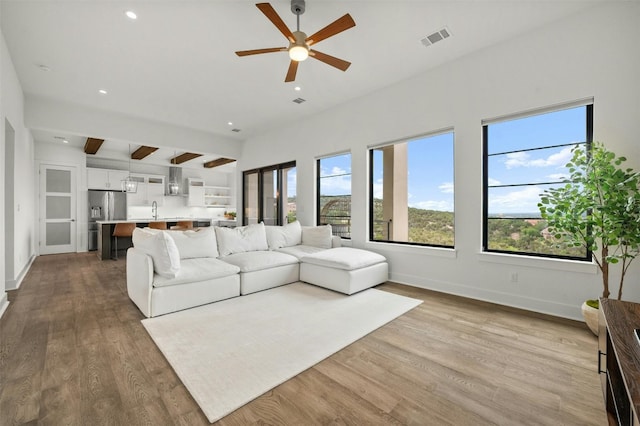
[372,198,454,246]
[312,196,584,256]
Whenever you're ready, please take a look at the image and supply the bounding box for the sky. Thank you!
[315,105,586,215]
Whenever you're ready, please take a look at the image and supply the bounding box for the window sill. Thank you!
[477,251,598,274]
[365,241,457,258]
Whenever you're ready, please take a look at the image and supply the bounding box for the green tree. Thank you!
[538,142,640,299]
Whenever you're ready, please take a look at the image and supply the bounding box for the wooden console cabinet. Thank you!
[598,298,640,425]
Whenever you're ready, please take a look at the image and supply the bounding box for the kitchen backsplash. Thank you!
[127,195,235,220]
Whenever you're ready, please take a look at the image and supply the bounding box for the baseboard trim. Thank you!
[0,293,9,320]
[5,254,36,291]
[389,271,583,322]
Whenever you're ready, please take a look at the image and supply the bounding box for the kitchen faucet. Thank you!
[152,200,158,220]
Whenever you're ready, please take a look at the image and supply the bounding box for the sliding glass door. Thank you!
[242,161,296,226]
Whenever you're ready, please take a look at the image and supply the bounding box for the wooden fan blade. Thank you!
[306,14,355,46]
[236,47,286,56]
[309,50,351,71]
[256,3,295,42]
[285,60,299,82]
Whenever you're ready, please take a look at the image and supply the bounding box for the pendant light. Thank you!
[121,144,138,193]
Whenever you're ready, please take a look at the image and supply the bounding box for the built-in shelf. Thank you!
[187,178,233,208]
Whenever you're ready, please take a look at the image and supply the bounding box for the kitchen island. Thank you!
[95,218,213,260]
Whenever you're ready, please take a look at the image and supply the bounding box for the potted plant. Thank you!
[538,142,640,335]
[224,211,236,220]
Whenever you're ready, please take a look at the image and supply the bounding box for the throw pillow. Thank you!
[168,227,219,259]
[215,222,269,256]
[132,228,181,278]
[301,224,333,249]
[265,220,302,250]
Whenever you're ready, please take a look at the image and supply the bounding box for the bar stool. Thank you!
[112,223,136,260]
[170,221,194,230]
[149,221,167,230]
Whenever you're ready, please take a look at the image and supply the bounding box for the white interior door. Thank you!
[39,164,77,255]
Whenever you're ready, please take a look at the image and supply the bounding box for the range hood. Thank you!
[167,166,182,196]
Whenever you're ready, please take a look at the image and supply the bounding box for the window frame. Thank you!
[242,160,296,226]
[368,130,455,248]
[481,102,593,261]
[316,152,352,239]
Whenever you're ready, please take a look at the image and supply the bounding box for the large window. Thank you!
[243,161,296,226]
[369,131,454,247]
[483,102,592,259]
[317,153,351,238]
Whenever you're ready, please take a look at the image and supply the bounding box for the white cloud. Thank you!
[488,178,501,186]
[489,186,544,213]
[439,182,454,194]
[373,178,383,199]
[319,166,351,194]
[504,146,574,170]
[410,200,454,211]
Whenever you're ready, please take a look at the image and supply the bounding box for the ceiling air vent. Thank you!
[421,27,451,47]
[292,98,306,104]
[231,128,241,132]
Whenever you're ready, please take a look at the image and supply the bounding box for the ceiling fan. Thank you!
[235,1,356,82]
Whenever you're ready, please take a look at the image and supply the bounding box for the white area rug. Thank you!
[142,282,422,423]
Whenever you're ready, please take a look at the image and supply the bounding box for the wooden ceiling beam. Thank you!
[84,138,104,155]
[204,157,236,168]
[131,146,159,160]
[171,152,202,165]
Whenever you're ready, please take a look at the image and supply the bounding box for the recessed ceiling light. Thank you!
[227,122,233,126]
[63,139,69,144]
[37,64,50,72]
[125,10,137,20]
[294,86,301,91]
[99,89,107,95]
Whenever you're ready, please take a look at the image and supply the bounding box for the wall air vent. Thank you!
[292,98,306,104]
[421,27,451,47]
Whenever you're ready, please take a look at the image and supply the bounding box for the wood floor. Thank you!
[0,252,606,425]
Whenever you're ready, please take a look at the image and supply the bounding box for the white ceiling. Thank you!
[1,0,604,163]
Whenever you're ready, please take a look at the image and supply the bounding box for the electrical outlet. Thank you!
[510,272,518,283]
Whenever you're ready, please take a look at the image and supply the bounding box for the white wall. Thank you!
[1,26,36,299]
[0,15,6,316]
[239,3,640,320]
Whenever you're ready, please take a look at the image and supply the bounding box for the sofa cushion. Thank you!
[275,244,326,260]
[301,224,333,249]
[221,251,298,273]
[215,222,269,256]
[132,228,181,278]
[265,221,302,250]
[301,247,386,271]
[153,258,240,288]
[168,227,219,259]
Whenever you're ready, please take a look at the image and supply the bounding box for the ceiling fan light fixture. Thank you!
[289,45,309,61]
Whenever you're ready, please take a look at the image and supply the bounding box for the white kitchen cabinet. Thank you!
[127,174,165,206]
[187,178,205,207]
[87,168,130,190]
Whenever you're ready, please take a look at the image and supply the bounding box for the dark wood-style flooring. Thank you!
[0,253,606,425]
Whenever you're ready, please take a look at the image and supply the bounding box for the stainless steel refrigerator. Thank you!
[88,190,127,251]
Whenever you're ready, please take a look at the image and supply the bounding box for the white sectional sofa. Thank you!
[126,221,388,317]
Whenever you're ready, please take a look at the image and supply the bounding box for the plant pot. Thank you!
[581,301,599,336]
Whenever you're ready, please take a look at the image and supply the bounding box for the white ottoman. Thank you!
[300,247,389,294]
